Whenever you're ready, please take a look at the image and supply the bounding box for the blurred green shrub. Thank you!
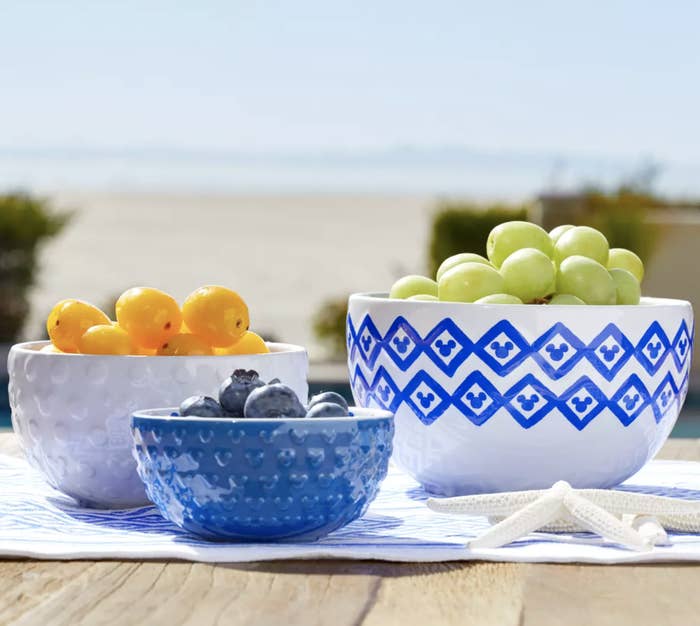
[0,193,72,342]
[581,187,659,263]
[539,186,663,264]
[312,296,348,361]
[428,203,530,276]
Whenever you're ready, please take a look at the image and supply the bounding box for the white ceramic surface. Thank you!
[8,342,309,508]
[347,294,694,495]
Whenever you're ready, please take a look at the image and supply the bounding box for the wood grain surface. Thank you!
[2,433,699,626]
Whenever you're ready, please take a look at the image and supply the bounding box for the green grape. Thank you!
[389,275,438,299]
[556,255,616,305]
[609,268,641,305]
[475,293,523,304]
[438,262,505,303]
[486,221,553,267]
[549,224,574,245]
[554,226,609,266]
[436,253,491,281]
[544,276,557,297]
[500,248,556,303]
[607,248,644,282]
[407,294,439,302]
[548,293,585,305]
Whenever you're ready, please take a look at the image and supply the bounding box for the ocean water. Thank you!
[2,149,700,197]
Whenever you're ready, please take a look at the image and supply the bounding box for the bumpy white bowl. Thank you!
[8,342,308,508]
[348,294,694,495]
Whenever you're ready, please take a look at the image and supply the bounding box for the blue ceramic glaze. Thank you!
[131,408,394,541]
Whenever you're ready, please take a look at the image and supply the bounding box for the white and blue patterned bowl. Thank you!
[8,341,308,508]
[348,293,694,495]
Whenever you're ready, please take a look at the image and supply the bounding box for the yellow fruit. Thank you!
[47,299,111,353]
[135,346,157,356]
[115,287,182,349]
[78,324,135,355]
[157,333,214,356]
[215,331,269,355]
[182,286,249,347]
[40,343,63,353]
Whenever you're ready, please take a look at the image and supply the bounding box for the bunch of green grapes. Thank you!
[389,222,644,305]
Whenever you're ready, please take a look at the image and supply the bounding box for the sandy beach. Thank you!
[26,191,439,359]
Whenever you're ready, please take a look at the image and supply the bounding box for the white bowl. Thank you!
[347,293,694,495]
[8,341,308,508]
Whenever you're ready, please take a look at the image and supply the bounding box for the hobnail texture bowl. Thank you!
[347,293,694,495]
[130,407,394,541]
[8,341,308,508]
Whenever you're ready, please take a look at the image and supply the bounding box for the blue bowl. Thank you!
[130,408,394,541]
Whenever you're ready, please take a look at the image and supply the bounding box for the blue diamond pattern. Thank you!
[346,314,691,430]
[350,365,371,407]
[452,372,503,426]
[609,373,652,426]
[346,315,357,361]
[671,320,692,372]
[651,372,678,423]
[635,321,671,376]
[402,371,451,425]
[502,374,555,428]
[355,316,383,367]
[474,320,530,375]
[423,319,472,375]
[586,323,635,381]
[369,366,402,412]
[531,322,586,380]
[559,377,608,430]
[383,316,423,369]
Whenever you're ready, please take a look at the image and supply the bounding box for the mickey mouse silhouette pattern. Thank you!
[545,342,569,362]
[435,338,456,357]
[416,391,435,409]
[490,340,514,359]
[646,341,663,360]
[599,344,620,362]
[392,336,410,354]
[465,390,488,409]
[571,395,593,413]
[516,393,539,411]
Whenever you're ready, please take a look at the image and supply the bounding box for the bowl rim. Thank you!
[132,406,394,423]
[9,340,307,358]
[349,292,693,309]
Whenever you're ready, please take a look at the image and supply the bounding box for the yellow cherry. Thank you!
[215,331,269,355]
[47,299,111,353]
[157,333,214,356]
[115,287,182,349]
[182,286,249,347]
[78,324,135,355]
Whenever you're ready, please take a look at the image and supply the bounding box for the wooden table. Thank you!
[3,433,700,626]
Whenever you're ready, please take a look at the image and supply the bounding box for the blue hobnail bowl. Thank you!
[130,408,394,541]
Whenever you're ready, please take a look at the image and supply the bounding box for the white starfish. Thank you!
[427,481,700,552]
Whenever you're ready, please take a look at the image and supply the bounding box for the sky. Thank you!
[1,1,699,193]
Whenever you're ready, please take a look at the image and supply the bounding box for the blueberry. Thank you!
[244,383,306,418]
[219,369,265,416]
[306,402,347,418]
[180,395,225,417]
[307,391,349,413]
